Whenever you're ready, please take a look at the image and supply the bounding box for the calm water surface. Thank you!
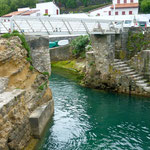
[37,72,150,150]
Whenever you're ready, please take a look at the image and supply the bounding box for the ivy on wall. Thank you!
[127,32,147,52]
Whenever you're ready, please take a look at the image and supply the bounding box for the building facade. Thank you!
[36,2,60,16]
[90,0,139,16]
[2,2,60,17]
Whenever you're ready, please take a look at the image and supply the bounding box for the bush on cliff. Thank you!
[71,35,90,58]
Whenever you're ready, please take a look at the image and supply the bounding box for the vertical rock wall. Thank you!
[0,35,53,150]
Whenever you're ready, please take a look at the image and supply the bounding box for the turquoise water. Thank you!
[37,72,150,150]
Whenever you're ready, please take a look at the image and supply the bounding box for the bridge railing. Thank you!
[0,16,123,35]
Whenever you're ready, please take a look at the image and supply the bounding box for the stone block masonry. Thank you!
[29,100,54,138]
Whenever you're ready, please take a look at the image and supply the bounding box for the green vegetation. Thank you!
[127,31,150,59]
[51,60,85,83]
[38,81,47,91]
[42,72,50,77]
[127,32,147,52]
[141,0,150,13]
[60,3,110,13]
[0,0,37,16]
[29,66,34,71]
[71,35,90,58]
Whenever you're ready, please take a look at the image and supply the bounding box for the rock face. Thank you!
[0,36,53,150]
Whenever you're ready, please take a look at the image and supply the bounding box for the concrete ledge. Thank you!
[29,99,54,138]
[0,89,25,115]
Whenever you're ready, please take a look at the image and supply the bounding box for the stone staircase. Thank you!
[113,59,150,92]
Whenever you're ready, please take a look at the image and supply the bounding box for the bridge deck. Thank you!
[0,16,123,36]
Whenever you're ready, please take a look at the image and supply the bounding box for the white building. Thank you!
[89,0,139,16]
[2,2,60,17]
[36,2,60,16]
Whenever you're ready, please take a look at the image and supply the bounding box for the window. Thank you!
[129,11,132,15]
[124,0,127,3]
[130,0,133,3]
[117,0,120,3]
[109,11,111,16]
[115,12,118,15]
[122,11,126,15]
[45,9,48,14]
[56,9,59,15]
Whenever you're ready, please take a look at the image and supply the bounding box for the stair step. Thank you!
[114,64,128,68]
[136,80,147,84]
[113,62,125,65]
[122,69,135,73]
[129,74,141,78]
[136,83,148,87]
[114,59,120,62]
[126,72,137,75]
[133,76,143,80]
[143,87,150,92]
[119,67,131,71]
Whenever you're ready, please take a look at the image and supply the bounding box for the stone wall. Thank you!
[128,50,150,80]
[26,36,51,74]
[50,45,72,62]
[85,34,115,88]
[84,29,150,96]
[115,27,150,60]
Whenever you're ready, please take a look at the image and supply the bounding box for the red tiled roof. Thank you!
[2,11,27,17]
[22,10,40,16]
[111,3,139,9]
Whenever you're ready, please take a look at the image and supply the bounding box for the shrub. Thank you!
[71,35,90,57]
[38,82,47,91]
[29,65,34,71]
[42,72,50,77]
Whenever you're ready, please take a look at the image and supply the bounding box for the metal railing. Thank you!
[0,16,123,35]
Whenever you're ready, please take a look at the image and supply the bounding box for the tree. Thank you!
[66,0,77,8]
[141,0,150,13]
[81,0,90,7]
[0,1,10,16]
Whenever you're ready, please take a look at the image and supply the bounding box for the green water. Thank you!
[37,72,150,150]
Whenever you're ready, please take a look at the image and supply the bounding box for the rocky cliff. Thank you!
[0,35,53,150]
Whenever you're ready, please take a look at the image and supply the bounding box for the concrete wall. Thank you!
[50,45,72,62]
[26,35,51,74]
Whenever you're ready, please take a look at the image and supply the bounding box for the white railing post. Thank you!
[10,17,14,33]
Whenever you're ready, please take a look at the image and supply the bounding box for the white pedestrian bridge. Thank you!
[0,16,123,36]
